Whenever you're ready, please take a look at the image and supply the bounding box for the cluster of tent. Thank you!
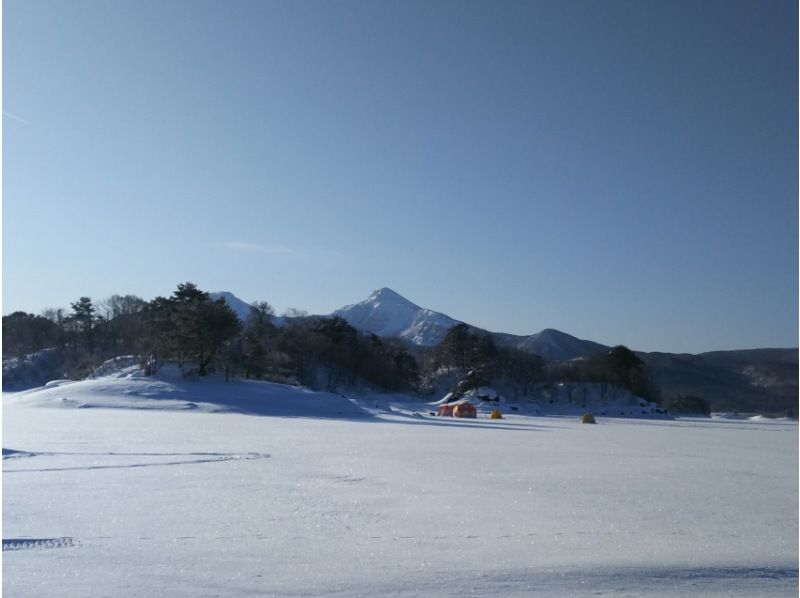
[437,401,477,418]
[433,394,600,424]
[435,397,503,419]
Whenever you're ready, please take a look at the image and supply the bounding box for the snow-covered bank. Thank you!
[6,364,370,419]
[3,374,797,597]
[2,348,64,390]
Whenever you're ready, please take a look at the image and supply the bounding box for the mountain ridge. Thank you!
[212,287,796,359]
[332,287,461,347]
[213,286,608,359]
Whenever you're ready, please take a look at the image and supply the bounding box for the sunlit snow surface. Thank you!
[3,372,797,596]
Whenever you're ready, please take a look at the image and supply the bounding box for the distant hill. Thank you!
[494,328,609,361]
[640,348,798,414]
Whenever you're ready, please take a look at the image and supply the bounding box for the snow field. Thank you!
[3,376,798,596]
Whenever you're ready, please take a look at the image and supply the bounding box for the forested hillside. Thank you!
[4,282,795,417]
[3,283,658,408]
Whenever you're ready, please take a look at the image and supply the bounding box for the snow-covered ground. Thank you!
[3,369,798,596]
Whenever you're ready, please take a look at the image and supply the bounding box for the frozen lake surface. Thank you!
[3,373,798,596]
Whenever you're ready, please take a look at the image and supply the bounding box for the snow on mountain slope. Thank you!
[211,291,289,326]
[333,288,611,355]
[209,291,254,320]
[333,288,460,346]
[208,288,606,360]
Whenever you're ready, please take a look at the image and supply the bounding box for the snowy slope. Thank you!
[8,362,368,418]
[3,371,797,597]
[333,287,461,346]
[333,288,610,357]
[2,348,65,391]
[209,291,254,320]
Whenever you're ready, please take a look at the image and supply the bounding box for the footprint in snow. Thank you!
[3,537,78,551]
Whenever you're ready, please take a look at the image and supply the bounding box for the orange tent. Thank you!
[453,403,477,418]
[438,404,455,416]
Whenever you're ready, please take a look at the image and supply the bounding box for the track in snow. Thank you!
[3,537,78,551]
[2,448,270,473]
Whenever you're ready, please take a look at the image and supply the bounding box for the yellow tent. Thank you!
[453,403,477,418]
[580,413,596,424]
[490,409,503,419]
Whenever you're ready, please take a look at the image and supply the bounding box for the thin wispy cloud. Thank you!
[217,241,293,254]
[3,111,31,125]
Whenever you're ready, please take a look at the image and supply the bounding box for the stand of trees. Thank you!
[142,283,242,376]
[664,395,711,416]
[547,345,661,403]
[422,323,547,398]
[2,282,418,392]
[3,311,60,358]
[3,283,660,402]
[273,316,418,391]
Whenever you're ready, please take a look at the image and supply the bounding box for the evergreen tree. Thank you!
[142,283,241,376]
[313,316,361,389]
[197,298,242,375]
[242,301,276,379]
[69,297,96,354]
[440,323,472,369]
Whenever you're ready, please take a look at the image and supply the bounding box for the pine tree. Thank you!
[242,301,276,379]
[142,283,241,376]
[69,296,96,354]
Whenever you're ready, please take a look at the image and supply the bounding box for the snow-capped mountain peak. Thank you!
[215,287,608,357]
[364,287,421,310]
[333,288,458,346]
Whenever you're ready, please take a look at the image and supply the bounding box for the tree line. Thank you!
[3,282,659,402]
[545,344,661,403]
[419,322,660,403]
[3,282,419,392]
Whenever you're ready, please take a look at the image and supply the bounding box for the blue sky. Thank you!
[3,0,797,353]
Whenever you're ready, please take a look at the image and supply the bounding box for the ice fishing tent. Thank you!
[580,412,596,424]
[490,409,502,419]
[438,403,456,416]
[453,402,477,418]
